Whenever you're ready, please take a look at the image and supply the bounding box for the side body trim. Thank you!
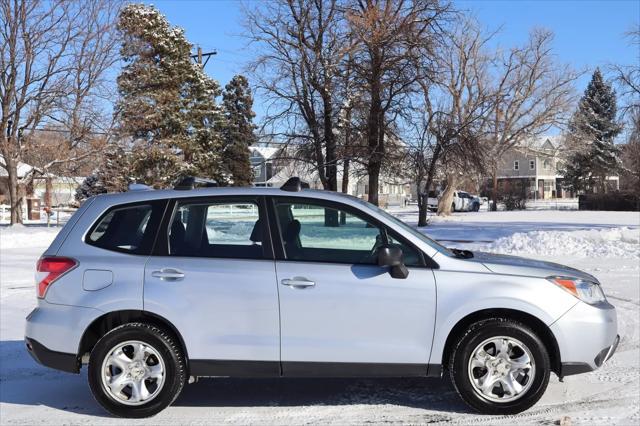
[189,360,442,378]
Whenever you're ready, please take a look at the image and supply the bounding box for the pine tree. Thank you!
[97,144,132,193]
[221,75,256,186]
[564,68,622,192]
[115,4,224,187]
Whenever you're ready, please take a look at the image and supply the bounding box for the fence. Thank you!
[0,204,76,226]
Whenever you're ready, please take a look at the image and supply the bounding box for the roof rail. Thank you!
[128,183,152,191]
[174,176,219,190]
[280,177,309,192]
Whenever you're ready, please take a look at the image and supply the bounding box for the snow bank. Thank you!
[0,225,60,250]
[485,227,640,259]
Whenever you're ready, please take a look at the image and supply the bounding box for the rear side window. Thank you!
[168,199,266,259]
[86,201,166,255]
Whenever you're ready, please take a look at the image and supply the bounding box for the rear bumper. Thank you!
[25,302,101,354]
[551,300,619,377]
[25,337,79,373]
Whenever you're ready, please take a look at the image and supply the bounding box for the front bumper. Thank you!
[562,334,619,376]
[550,300,619,377]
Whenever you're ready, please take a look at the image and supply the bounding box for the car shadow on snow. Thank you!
[175,376,469,414]
[1,340,471,417]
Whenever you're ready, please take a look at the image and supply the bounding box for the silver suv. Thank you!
[25,177,619,418]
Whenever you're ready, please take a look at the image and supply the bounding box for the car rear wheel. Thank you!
[448,318,550,414]
[88,323,186,418]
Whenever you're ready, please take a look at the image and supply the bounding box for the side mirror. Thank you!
[377,245,409,279]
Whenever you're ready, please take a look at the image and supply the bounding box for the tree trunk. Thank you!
[341,159,350,194]
[417,201,428,227]
[6,159,23,224]
[367,164,380,206]
[338,160,350,225]
[437,173,458,216]
[322,95,337,193]
[366,49,383,207]
[418,143,442,226]
[45,177,53,209]
[490,165,498,211]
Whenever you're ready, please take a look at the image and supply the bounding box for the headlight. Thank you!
[547,276,607,305]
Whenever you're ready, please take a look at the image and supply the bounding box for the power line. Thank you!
[21,127,110,136]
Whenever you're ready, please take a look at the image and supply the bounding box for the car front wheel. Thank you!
[449,318,550,414]
[88,322,186,418]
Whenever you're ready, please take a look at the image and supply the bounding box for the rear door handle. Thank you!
[151,268,185,281]
[281,277,315,289]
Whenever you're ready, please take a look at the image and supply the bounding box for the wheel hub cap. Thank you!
[467,336,535,403]
[100,340,166,406]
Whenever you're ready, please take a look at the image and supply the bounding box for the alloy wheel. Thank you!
[467,336,535,403]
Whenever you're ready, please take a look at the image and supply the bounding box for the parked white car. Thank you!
[427,190,481,212]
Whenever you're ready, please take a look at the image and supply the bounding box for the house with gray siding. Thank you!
[494,136,619,199]
[250,146,281,186]
[495,136,569,199]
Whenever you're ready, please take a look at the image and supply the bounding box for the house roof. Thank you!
[0,157,37,178]
[250,146,280,161]
[518,135,563,151]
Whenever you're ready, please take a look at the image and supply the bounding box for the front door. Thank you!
[144,196,280,376]
[270,197,437,376]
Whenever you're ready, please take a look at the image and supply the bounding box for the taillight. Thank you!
[36,256,77,298]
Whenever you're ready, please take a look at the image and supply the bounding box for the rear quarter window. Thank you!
[85,201,166,255]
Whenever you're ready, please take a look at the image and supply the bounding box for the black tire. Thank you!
[451,203,456,212]
[473,203,480,212]
[88,322,186,418]
[448,318,550,415]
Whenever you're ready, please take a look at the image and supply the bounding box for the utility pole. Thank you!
[191,46,217,68]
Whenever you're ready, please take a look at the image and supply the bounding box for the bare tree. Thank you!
[610,28,640,195]
[405,106,436,221]
[611,28,640,116]
[346,0,451,206]
[410,18,493,224]
[245,0,350,194]
[0,0,120,223]
[620,107,640,193]
[485,29,578,210]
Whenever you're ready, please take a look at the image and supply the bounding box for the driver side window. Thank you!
[274,200,423,267]
[275,201,382,264]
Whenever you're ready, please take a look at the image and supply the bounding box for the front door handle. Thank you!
[281,277,315,289]
[151,268,185,281]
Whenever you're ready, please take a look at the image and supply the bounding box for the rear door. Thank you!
[144,196,280,376]
[269,197,437,376]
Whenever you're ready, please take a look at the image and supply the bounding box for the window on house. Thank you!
[543,159,551,170]
[514,161,519,170]
[530,160,535,170]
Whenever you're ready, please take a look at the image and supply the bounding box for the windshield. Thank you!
[349,196,453,256]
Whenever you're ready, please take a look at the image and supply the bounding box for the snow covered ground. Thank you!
[1,209,639,425]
